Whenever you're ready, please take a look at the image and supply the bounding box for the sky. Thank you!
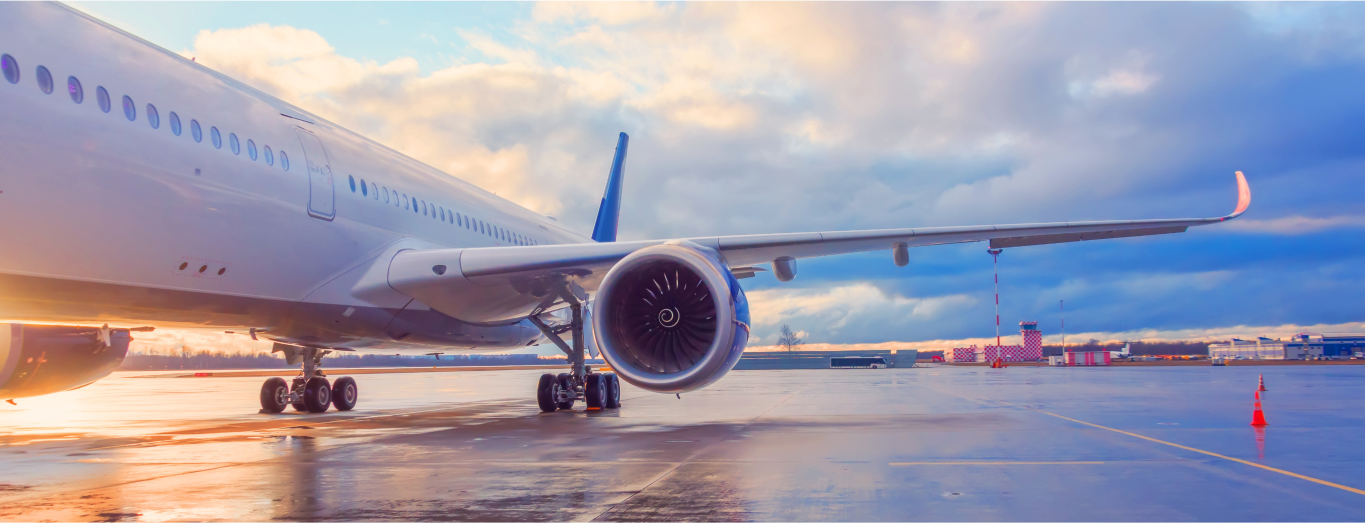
[70,2,1365,354]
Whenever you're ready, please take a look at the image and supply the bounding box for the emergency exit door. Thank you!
[294,128,335,220]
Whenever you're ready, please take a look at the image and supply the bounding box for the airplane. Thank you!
[0,2,1251,413]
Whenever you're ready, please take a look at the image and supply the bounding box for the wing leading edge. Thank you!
[388,172,1249,322]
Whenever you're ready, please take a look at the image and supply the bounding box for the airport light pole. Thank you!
[1060,300,1065,356]
[988,248,1003,347]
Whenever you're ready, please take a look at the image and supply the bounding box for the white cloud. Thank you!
[1069,70,1160,99]
[747,282,976,333]
[1222,215,1365,234]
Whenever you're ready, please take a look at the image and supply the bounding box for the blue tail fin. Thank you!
[590,132,629,243]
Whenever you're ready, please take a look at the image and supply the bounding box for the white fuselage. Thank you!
[0,3,586,353]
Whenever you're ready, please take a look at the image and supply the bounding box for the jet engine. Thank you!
[0,324,132,400]
[592,241,750,393]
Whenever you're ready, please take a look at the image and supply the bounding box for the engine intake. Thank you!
[0,324,131,400]
[593,241,750,393]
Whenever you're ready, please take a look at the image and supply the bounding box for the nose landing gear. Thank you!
[528,282,622,413]
[258,344,358,414]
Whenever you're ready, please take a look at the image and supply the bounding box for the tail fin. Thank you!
[591,132,629,243]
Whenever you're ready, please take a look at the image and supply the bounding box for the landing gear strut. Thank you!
[528,282,621,413]
[259,344,358,414]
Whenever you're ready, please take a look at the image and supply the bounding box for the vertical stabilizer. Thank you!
[591,132,629,243]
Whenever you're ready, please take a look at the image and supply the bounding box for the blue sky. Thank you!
[74,2,1365,352]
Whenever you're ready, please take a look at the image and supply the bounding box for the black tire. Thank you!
[537,374,559,413]
[332,376,358,411]
[303,377,331,413]
[584,374,605,410]
[605,373,621,409]
[260,377,290,413]
[556,373,576,410]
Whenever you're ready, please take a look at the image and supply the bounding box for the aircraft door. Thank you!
[294,128,335,221]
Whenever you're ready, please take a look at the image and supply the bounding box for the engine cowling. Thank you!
[592,241,750,393]
[0,324,131,400]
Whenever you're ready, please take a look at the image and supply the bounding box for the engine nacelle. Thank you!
[0,324,131,400]
[592,241,750,393]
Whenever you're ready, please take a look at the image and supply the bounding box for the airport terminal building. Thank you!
[1208,334,1365,360]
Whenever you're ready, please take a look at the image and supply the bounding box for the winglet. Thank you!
[591,132,629,242]
[1223,171,1251,221]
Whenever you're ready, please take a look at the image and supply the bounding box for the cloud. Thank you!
[746,283,975,341]
[1069,69,1160,99]
[1222,215,1365,234]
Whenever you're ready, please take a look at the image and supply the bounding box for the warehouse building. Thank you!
[1208,334,1365,360]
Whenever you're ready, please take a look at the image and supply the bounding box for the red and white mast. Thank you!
[987,248,1003,347]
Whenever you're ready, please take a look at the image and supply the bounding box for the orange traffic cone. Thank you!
[1258,374,1268,392]
[1250,390,1268,426]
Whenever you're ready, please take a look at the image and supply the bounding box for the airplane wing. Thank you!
[388,172,1249,322]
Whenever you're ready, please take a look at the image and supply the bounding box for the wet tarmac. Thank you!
[3,365,1365,521]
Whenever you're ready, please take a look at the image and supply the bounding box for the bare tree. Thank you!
[777,324,804,353]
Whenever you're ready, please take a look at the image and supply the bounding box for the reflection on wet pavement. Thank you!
[3,366,1365,521]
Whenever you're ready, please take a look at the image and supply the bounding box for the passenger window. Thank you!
[281,151,290,170]
[122,95,136,121]
[0,54,17,84]
[403,194,409,209]
[383,187,389,203]
[361,180,368,196]
[349,175,356,192]
[97,86,111,113]
[247,139,257,160]
[211,127,221,149]
[264,145,274,165]
[229,133,240,155]
[67,76,82,103]
[421,201,427,216]
[169,112,181,136]
[191,119,202,142]
[146,104,159,129]
[35,65,52,94]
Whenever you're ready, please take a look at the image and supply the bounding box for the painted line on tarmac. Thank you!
[891,461,1105,466]
[1031,409,1365,497]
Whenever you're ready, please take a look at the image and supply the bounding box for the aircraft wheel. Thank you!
[332,376,358,411]
[303,377,331,413]
[584,374,605,410]
[537,374,559,413]
[556,373,576,410]
[260,377,289,413]
[604,373,621,409]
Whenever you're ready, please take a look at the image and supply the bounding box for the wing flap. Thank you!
[989,225,1188,248]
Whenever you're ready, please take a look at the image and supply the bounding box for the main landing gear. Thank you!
[528,282,622,413]
[259,345,359,414]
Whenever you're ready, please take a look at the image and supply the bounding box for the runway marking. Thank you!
[1031,409,1365,497]
[890,461,1105,466]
